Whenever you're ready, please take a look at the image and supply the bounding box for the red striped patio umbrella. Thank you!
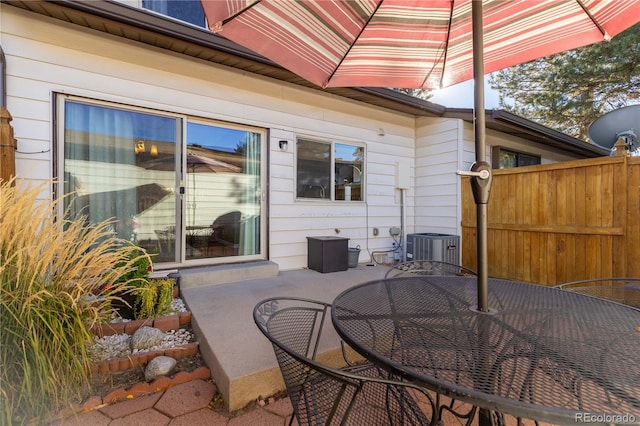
[201,0,640,312]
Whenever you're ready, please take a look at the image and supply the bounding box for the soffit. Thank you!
[3,0,444,117]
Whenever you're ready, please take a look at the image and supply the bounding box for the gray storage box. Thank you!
[307,236,349,273]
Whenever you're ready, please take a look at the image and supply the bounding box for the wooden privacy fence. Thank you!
[462,155,640,286]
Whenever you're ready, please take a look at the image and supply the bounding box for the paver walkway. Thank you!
[52,379,295,426]
[53,378,547,426]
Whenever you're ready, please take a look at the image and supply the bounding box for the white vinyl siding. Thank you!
[1,6,414,270]
[414,117,464,236]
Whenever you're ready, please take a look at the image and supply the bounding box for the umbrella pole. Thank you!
[471,1,492,315]
[472,5,493,426]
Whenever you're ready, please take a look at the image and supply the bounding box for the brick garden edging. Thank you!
[90,311,192,337]
[88,310,194,374]
[50,287,215,422]
[83,303,209,408]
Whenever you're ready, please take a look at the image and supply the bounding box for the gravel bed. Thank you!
[88,298,194,362]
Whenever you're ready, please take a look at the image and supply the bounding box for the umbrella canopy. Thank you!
[201,0,640,311]
[140,150,242,173]
[202,0,639,90]
[73,183,171,219]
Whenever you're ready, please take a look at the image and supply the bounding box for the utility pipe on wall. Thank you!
[400,188,406,261]
[396,162,410,262]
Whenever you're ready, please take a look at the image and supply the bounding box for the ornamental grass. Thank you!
[0,178,145,425]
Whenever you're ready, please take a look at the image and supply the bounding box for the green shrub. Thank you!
[113,245,154,288]
[0,178,145,424]
[106,244,175,320]
[135,277,176,319]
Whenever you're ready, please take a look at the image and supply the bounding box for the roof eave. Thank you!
[444,108,608,157]
[3,0,604,157]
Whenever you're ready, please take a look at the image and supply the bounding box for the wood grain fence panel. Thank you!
[554,169,567,228]
[600,234,614,278]
[544,170,556,226]
[507,173,517,224]
[600,164,614,227]
[575,167,587,227]
[462,156,635,285]
[625,157,639,276]
[515,173,525,225]
[528,172,538,224]
[509,230,524,279]
[522,231,532,283]
[491,173,503,225]
[545,233,557,284]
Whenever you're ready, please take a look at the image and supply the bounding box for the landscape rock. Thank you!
[131,326,165,351]
[145,356,177,381]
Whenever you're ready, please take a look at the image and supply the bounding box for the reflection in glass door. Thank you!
[184,122,262,261]
[62,99,180,263]
[61,96,264,266]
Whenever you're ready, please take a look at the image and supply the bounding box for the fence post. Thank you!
[611,137,629,157]
[0,106,16,185]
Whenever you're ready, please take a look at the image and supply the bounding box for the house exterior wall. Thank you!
[1,5,418,271]
[415,116,465,237]
[483,124,583,165]
[1,5,597,272]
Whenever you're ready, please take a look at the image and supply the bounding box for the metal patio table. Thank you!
[331,276,640,425]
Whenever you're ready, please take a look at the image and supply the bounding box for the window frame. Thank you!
[492,146,541,169]
[139,0,208,28]
[295,136,366,202]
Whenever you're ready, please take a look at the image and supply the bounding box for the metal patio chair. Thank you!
[253,297,436,426]
[554,277,640,308]
[385,260,477,278]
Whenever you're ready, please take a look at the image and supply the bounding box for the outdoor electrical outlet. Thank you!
[389,227,401,236]
[373,228,379,236]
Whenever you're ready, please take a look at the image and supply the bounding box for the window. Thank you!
[59,96,265,266]
[142,0,206,27]
[492,147,540,169]
[296,138,364,201]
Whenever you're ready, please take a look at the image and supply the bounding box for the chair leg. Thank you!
[436,393,477,426]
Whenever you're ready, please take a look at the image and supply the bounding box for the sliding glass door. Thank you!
[182,121,262,261]
[60,96,265,266]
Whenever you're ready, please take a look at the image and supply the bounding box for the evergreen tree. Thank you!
[395,88,433,101]
[490,23,640,141]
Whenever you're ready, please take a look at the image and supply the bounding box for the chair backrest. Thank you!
[253,297,434,426]
[254,297,329,361]
[212,210,241,244]
[385,260,476,278]
[554,277,640,308]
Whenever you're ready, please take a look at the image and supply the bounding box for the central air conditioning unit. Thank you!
[406,233,460,264]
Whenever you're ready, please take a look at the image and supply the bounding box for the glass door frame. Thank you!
[56,94,267,268]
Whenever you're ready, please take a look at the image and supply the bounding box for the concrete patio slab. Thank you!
[180,263,388,411]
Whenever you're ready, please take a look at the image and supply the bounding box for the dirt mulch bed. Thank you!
[85,352,207,399]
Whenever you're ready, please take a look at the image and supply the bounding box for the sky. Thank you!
[429,78,503,109]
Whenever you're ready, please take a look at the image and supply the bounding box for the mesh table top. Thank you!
[332,276,640,424]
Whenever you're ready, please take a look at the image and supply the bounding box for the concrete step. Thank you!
[177,260,279,289]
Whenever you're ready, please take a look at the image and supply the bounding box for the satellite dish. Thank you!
[588,105,640,155]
